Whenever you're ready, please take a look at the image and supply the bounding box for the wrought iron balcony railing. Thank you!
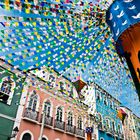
[75,128,85,138]
[54,119,65,131]
[66,124,75,134]
[23,108,39,121]
[40,114,53,126]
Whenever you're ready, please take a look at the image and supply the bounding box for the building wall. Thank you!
[133,114,140,140]
[121,107,137,140]
[16,67,88,140]
[0,63,25,140]
[81,83,124,140]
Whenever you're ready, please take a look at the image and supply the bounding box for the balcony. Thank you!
[23,108,39,122]
[66,124,75,134]
[75,128,85,138]
[40,114,53,127]
[54,119,65,131]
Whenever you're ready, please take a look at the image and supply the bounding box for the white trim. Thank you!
[58,80,66,91]
[42,135,48,140]
[11,78,29,140]
[100,137,104,140]
[55,105,64,121]
[0,77,16,105]
[26,90,40,112]
[42,99,53,117]
[67,110,74,125]
[20,130,34,140]
[0,113,15,121]
[77,115,83,129]
[48,74,56,88]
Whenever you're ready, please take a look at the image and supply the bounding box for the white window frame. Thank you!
[20,130,34,140]
[96,90,101,101]
[26,90,40,112]
[104,96,108,106]
[56,106,64,122]
[48,74,56,88]
[59,80,66,91]
[42,135,48,140]
[105,119,110,129]
[77,116,83,129]
[112,121,116,131]
[67,111,73,126]
[0,77,15,105]
[42,99,52,117]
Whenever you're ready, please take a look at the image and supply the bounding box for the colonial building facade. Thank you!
[81,83,124,140]
[121,107,140,140]
[0,59,25,140]
[14,66,89,140]
[133,114,140,139]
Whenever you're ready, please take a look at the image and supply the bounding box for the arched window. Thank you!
[118,124,121,133]
[68,84,73,98]
[105,119,110,129]
[44,101,51,116]
[67,112,73,126]
[0,77,15,104]
[28,91,38,111]
[96,91,101,101]
[77,116,82,129]
[48,74,55,88]
[59,81,65,92]
[22,133,31,140]
[56,106,63,122]
[42,137,48,140]
[104,96,107,105]
[112,121,115,131]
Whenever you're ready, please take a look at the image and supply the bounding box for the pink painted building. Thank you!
[13,66,89,140]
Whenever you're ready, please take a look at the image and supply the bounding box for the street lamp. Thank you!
[8,126,19,139]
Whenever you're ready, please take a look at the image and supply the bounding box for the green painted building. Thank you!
[0,59,25,140]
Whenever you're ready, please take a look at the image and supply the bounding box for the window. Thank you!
[77,116,82,129]
[105,119,110,129]
[67,112,73,126]
[48,74,55,88]
[56,106,63,122]
[44,101,51,116]
[22,133,31,140]
[59,81,65,92]
[96,91,101,101]
[110,101,113,108]
[42,137,48,140]
[100,138,104,140]
[104,96,107,105]
[118,124,121,133]
[28,91,38,111]
[112,121,115,131]
[0,77,15,104]
[68,85,73,98]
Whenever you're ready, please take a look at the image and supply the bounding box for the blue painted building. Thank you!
[81,83,124,140]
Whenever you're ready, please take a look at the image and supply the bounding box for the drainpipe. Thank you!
[39,111,45,140]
